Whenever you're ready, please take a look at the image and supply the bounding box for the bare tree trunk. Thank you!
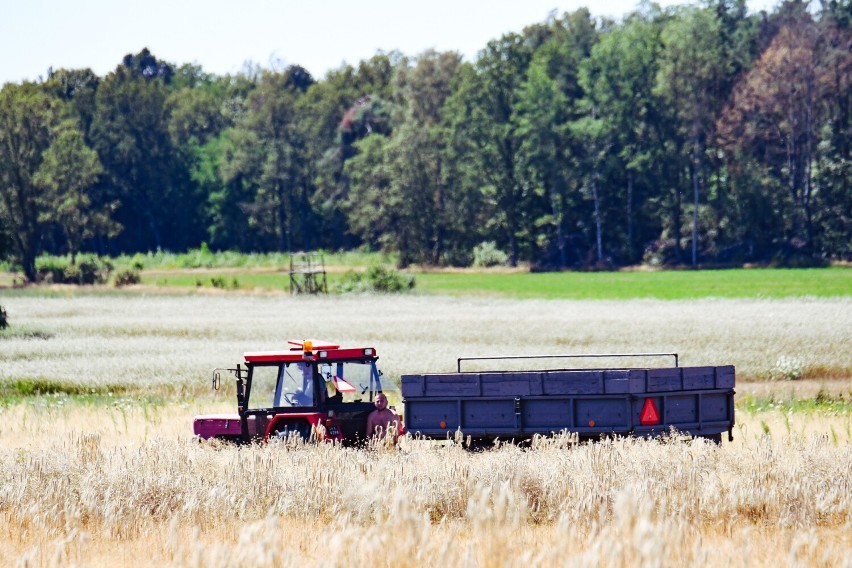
[590,107,603,264]
[802,69,815,250]
[691,132,700,268]
[627,171,634,263]
[554,190,566,268]
[673,168,683,264]
[592,175,603,263]
[276,180,288,252]
[432,157,444,265]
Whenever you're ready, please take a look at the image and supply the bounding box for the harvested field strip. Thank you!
[0,296,849,390]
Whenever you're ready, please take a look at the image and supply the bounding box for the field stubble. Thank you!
[0,408,850,567]
[0,294,850,566]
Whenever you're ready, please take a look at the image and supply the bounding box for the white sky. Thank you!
[2,0,779,85]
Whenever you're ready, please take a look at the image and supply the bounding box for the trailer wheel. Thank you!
[701,434,723,445]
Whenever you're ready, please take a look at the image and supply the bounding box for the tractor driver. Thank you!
[365,393,399,441]
[288,364,314,406]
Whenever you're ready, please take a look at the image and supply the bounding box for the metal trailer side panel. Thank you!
[403,390,734,439]
[401,366,735,399]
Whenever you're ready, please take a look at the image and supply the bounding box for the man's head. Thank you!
[374,393,388,410]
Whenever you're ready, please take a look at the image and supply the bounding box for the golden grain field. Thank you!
[1,294,850,567]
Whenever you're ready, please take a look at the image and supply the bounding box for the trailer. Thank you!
[401,353,735,444]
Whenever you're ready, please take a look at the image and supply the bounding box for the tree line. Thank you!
[0,0,849,281]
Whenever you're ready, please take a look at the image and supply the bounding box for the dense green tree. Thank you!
[33,120,119,264]
[219,66,316,252]
[307,54,400,251]
[89,49,182,252]
[513,56,572,266]
[0,83,61,280]
[446,33,534,266]
[341,134,394,250]
[342,50,464,266]
[656,6,729,266]
[393,50,463,264]
[505,9,608,267]
[580,11,665,264]
[44,68,100,140]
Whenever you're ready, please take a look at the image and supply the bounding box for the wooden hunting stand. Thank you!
[288,253,328,295]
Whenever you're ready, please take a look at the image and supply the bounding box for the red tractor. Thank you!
[193,340,399,444]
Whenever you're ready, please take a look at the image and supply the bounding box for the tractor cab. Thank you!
[193,340,395,444]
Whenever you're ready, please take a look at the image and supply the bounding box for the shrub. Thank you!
[62,263,82,283]
[333,266,415,293]
[36,257,68,283]
[71,258,113,284]
[366,265,415,292]
[0,305,8,330]
[113,269,142,287]
[37,256,112,284]
[770,356,806,381]
[472,241,509,268]
[179,242,217,269]
[334,271,368,293]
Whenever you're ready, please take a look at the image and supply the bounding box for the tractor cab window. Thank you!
[318,361,396,403]
[248,362,315,409]
[248,364,278,409]
[276,362,314,407]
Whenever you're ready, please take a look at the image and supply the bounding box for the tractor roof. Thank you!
[244,340,377,364]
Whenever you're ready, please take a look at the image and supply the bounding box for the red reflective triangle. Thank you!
[640,398,660,426]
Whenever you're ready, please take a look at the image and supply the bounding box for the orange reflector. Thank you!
[640,398,660,426]
[588,420,595,427]
[440,421,447,429]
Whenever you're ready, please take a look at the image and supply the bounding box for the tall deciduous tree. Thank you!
[811,1,852,258]
[44,68,100,140]
[580,10,664,264]
[305,53,399,251]
[0,83,61,281]
[447,33,534,266]
[656,6,726,266]
[513,56,571,266]
[220,66,315,252]
[33,121,120,264]
[393,50,463,264]
[90,49,178,252]
[717,5,844,258]
[343,50,464,266]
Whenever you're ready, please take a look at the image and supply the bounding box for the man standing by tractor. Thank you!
[366,393,400,442]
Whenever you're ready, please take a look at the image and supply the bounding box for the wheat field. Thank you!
[1,293,850,566]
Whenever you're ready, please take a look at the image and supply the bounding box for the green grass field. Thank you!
[2,253,849,299]
[79,264,852,299]
[413,267,851,299]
